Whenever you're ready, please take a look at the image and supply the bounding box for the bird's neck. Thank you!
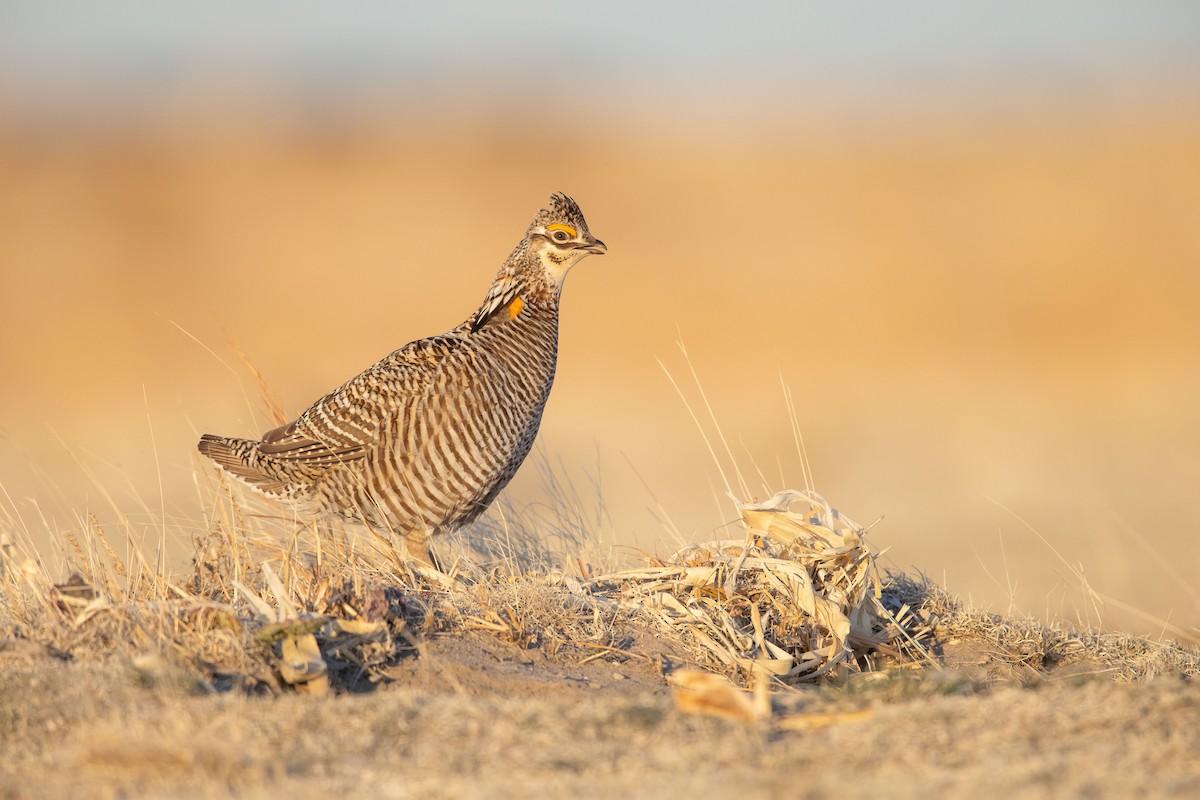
[469,255,558,331]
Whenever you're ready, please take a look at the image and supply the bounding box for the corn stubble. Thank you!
[591,489,926,683]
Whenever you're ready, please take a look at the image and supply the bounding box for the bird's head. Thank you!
[524,192,606,285]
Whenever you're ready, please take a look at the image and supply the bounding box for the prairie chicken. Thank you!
[199,193,605,564]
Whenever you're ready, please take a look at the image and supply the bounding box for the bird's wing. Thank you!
[470,275,524,332]
[257,334,466,466]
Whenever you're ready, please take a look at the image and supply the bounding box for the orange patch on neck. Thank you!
[506,295,524,320]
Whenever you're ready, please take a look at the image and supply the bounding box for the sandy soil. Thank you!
[4,624,1199,800]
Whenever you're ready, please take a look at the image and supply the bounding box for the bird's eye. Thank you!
[546,223,577,243]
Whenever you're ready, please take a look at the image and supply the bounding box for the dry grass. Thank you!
[3,450,1198,696]
[4,454,1200,798]
[892,573,1200,684]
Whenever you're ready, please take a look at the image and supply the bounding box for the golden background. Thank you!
[2,5,1199,637]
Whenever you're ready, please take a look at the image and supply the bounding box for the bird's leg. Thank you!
[403,529,434,565]
[403,529,457,587]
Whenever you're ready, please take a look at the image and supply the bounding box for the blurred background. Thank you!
[2,1,1199,637]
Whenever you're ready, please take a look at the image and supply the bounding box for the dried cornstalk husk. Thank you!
[591,489,894,685]
[280,632,329,695]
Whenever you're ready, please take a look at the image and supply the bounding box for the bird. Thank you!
[198,192,605,566]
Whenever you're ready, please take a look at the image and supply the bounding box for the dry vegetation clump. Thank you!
[449,571,647,663]
[890,573,1200,683]
[0,487,431,696]
[587,489,930,687]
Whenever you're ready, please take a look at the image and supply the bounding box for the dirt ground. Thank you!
[3,624,1199,800]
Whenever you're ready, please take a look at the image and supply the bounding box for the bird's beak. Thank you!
[581,239,607,255]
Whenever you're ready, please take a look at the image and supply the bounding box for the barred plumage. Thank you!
[198,193,605,563]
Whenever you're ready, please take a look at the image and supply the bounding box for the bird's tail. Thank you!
[198,434,291,496]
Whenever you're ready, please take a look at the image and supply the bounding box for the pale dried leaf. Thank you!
[261,562,299,619]
[279,632,328,695]
[231,579,277,622]
[669,669,765,723]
